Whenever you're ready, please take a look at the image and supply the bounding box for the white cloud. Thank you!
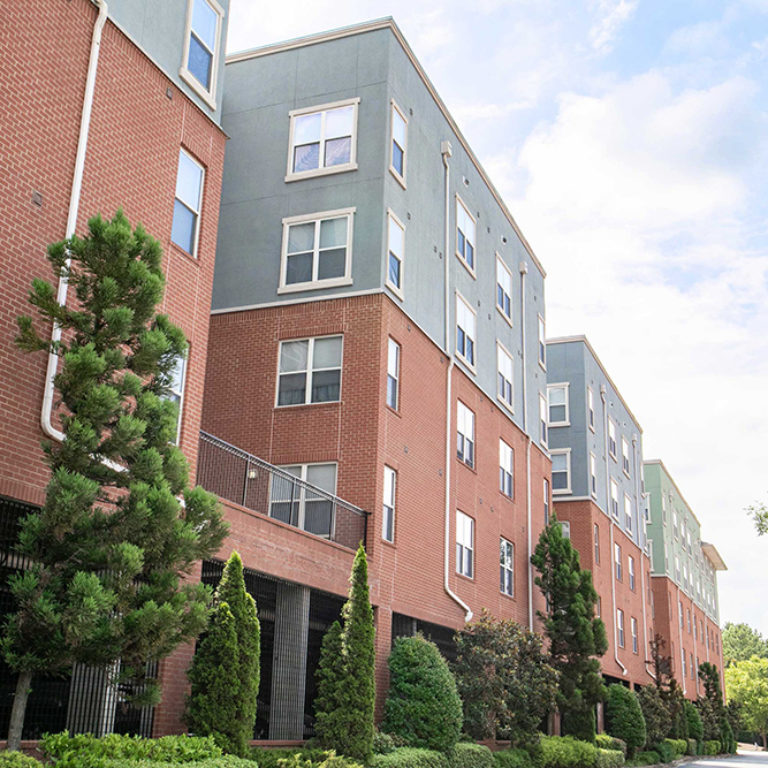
[588,0,639,53]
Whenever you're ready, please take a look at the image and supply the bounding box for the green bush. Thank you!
[0,753,43,767]
[650,742,672,763]
[100,759,253,768]
[447,744,493,768]
[383,635,463,751]
[606,686,646,758]
[595,750,624,768]
[636,687,666,749]
[662,739,685,759]
[682,702,702,743]
[374,732,399,755]
[492,748,535,768]
[275,751,363,768]
[539,736,597,768]
[628,751,657,766]
[251,748,329,768]
[594,736,626,758]
[704,741,720,756]
[684,740,695,757]
[371,747,449,768]
[719,718,736,754]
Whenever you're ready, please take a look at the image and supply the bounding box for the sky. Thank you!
[225,1,768,634]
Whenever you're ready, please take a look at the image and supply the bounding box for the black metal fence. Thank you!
[197,431,368,550]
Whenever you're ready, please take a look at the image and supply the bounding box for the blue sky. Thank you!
[226,1,768,633]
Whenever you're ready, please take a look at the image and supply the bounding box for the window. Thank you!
[539,393,548,447]
[687,609,692,634]
[679,599,684,628]
[386,338,400,410]
[560,521,571,539]
[270,463,337,536]
[456,197,476,273]
[538,315,546,368]
[277,336,342,406]
[390,101,407,185]
[594,523,600,564]
[280,209,354,291]
[551,450,571,493]
[456,401,475,468]
[691,652,695,680]
[617,608,625,647]
[167,354,187,445]
[497,343,514,410]
[500,538,514,596]
[597,595,602,618]
[456,294,476,367]
[631,617,639,653]
[287,98,359,180]
[629,555,636,590]
[180,0,223,105]
[610,479,619,518]
[682,650,687,679]
[547,384,569,426]
[608,419,617,458]
[171,149,204,256]
[456,511,474,578]
[496,256,512,322]
[589,453,597,497]
[622,437,631,475]
[624,494,633,532]
[383,466,396,542]
[544,479,550,525]
[587,387,595,431]
[499,439,514,498]
[386,211,405,296]
[614,543,622,581]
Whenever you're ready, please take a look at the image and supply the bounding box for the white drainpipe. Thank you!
[634,435,655,681]
[441,141,472,623]
[41,0,109,441]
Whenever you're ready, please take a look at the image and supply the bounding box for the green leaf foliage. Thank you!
[629,751,659,766]
[722,623,768,667]
[251,748,331,768]
[725,656,768,744]
[531,518,607,742]
[682,700,703,742]
[0,753,43,767]
[539,735,599,768]
[447,743,493,768]
[595,750,624,768]
[6,212,228,742]
[371,748,449,768]
[594,735,626,758]
[636,686,667,748]
[605,685,646,758]
[492,748,535,768]
[663,739,686,758]
[383,635,462,751]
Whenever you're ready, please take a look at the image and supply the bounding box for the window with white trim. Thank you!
[539,393,548,447]
[547,384,569,426]
[544,478,550,525]
[277,336,342,406]
[456,294,476,367]
[629,555,636,591]
[456,197,476,272]
[551,450,570,493]
[594,523,600,564]
[270,462,337,536]
[622,436,630,475]
[456,510,474,578]
[631,616,638,653]
[608,419,617,458]
[166,354,187,445]
[456,401,475,469]
[390,101,407,184]
[617,608,625,647]
[499,439,514,498]
[682,649,687,679]
[590,453,597,497]
[386,211,405,296]
[597,595,602,618]
[180,0,223,105]
[679,599,684,627]
[500,538,514,596]
[171,149,204,256]
[624,494,633,533]
[587,387,595,431]
[383,466,396,542]
[386,338,400,410]
[610,478,619,518]
[280,209,353,291]
[287,99,359,180]
[497,343,513,410]
[496,256,512,322]
[615,543,622,581]
[560,521,571,539]
[538,315,546,368]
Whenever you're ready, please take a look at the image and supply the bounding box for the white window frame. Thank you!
[539,393,548,448]
[385,209,405,298]
[587,387,595,432]
[500,538,514,597]
[456,510,474,578]
[383,465,396,543]
[617,608,625,648]
[551,448,571,495]
[276,335,343,407]
[610,478,619,518]
[629,554,636,591]
[456,401,475,469]
[455,196,476,276]
[496,341,514,412]
[179,0,224,108]
[621,436,631,476]
[543,478,550,525]
[167,353,187,446]
[270,462,338,535]
[631,616,639,654]
[172,148,205,258]
[279,208,355,292]
[624,494,633,533]
[389,99,408,187]
[615,542,622,581]
[495,254,513,324]
[286,97,360,182]
[589,453,598,498]
[455,292,477,370]
[499,439,514,499]
[386,337,400,411]
[538,315,546,369]
[547,383,570,427]
[560,520,571,539]
[608,418,617,459]
[594,523,600,564]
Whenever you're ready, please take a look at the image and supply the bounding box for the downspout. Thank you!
[602,386,627,676]
[519,262,534,631]
[634,435,655,680]
[677,584,686,695]
[41,0,109,441]
[441,141,472,623]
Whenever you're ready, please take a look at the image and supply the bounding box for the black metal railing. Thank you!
[197,432,368,551]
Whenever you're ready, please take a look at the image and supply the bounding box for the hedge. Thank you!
[492,748,535,768]
[704,741,721,756]
[663,739,686,759]
[99,760,254,768]
[605,686,646,758]
[628,752,658,766]
[650,741,673,763]
[595,750,624,768]
[371,748,449,768]
[594,736,627,758]
[540,736,598,768]
[0,754,43,767]
[447,744,493,768]
[685,740,696,756]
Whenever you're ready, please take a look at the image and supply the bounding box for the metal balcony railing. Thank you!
[197,431,368,551]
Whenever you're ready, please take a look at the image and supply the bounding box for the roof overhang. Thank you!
[701,542,727,571]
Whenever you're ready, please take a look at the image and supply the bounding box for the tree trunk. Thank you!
[762,730,766,750]
[7,670,33,751]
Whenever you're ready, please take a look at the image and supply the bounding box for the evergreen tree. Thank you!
[186,551,260,755]
[684,699,704,743]
[722,622,768,667]
[314,620,344,747]
[664,679,688,739]
[648,634,673,689]
[5,212,227,749]
[531,516,607,741]
[637,685,667,747]
[606,684,646,757]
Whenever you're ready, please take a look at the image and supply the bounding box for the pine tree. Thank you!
[531,516,607,741]
[186,551,260,755]
[606,684,646,757]
[314,620,344,747]
[5,211,227,749]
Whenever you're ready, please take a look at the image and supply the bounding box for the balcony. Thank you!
[197,431,368,551]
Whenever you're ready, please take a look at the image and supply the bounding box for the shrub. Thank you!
[100,760,254,768]
[606,686,646,758]
[493,748,535,768]
[374,732,398,755]
[276,751,363,768]
[662,739,685,758]
[704,741,721,756]
[0,754,43,767]
[682,702,702,743]
[371,747,449,768]
[636,687,666,749]
[595,750,624,768]
[447,744,493,768]
[384,635,462,751]
[595,735,626,758]
[251,749,330,768]
[719,718,736,754]
[629,751,658,766]
[650,742,672,763]
[539,736,597,768]
[685,740,696,756]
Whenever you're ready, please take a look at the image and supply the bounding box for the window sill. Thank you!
[455,353,477,376]
[549,421,570,428]
[497,396,514,416]
[179,67,218,109]
[456,571,474,583]
[169,240,201,266]
[623,469,631,479]
[381,537,397,548]
[456,252,477,279]
[386,280,404,301]
[389,166,407,189]
[285,163,358,183]
[552,488,571,495]
[496,306,513,327]
[456,458,477,475]
[539,360,547,372]
[385,404,401,418]
[278,277,353,294]
[500,590,516,601]
[274,400,341,411]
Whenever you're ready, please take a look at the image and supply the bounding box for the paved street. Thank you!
[682,752,768,768]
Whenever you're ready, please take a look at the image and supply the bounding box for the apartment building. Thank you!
[545,337,654,697]
[197,18,551,739]
[643,461,726,699]
[0,0,229,739]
